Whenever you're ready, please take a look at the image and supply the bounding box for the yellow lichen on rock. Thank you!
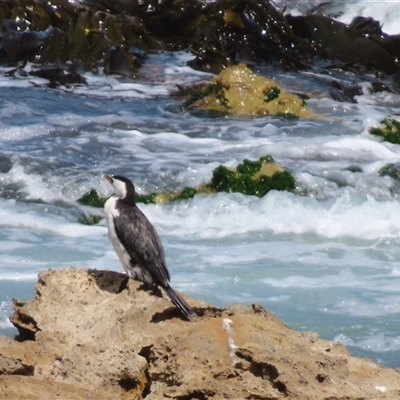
[255,161,284,178]
[185,63,313,118]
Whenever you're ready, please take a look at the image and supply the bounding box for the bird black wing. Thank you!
[113,202,171,286]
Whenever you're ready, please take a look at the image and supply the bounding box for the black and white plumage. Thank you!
[103,174,197,320]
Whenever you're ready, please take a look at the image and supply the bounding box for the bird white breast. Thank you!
[104,196,132,276]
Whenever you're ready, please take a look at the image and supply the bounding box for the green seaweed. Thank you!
[275,112,300,120]
[135,193,157,204]
[369,118,400,144]
[77,189,108,208]
[208,156,295,197]
[171,187,198,201]
[78,214,103,225]
[182,81,229,111]
[259,155,275,163]
[209,165,236,192]
[236,159,262,175]
[264,86,281,102]
[270,171,296,191]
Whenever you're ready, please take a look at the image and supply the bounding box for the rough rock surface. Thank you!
[184,64,313,118]
[1,268,399,399]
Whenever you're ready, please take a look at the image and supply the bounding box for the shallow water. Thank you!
[1,4,400,368]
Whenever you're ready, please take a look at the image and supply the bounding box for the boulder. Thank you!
[182,64,313,118]
[1,268,399,399]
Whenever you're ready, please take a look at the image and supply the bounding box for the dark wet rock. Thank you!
[0,153,13,173]
[28,66,87,86]
[187,44,234,74]
[369,79,398,95]
[104,45,145,77]
[329,79,363,103]
[5,66,28,77]
[0,0,159,70]
[391,71,400,93]
[184,0,316,73]
[346,165,363,174]
[349,16,383,36]
[0,20,54,65]
[0,0,314,74]
[286,14,400,75]
[379,163,400,181]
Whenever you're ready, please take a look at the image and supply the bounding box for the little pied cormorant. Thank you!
[103,174,197,320]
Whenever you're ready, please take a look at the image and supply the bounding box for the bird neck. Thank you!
[120,192,136,206]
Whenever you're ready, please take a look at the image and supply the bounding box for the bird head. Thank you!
[103,174,135,204]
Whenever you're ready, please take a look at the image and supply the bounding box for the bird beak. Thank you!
[103,174,113,184]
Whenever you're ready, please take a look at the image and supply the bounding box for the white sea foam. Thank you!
[0,52,206,100]
[0,198,103,237]
[141,190,400,241]
[334,332,400,353]
[0,125,51,141]
[75,79,171,99]
[0,66,172,98]
[0,272,38,281]
[0,319,13,330]
[323,138,400,163]
[262,269,359,290]
[329,294,400,317]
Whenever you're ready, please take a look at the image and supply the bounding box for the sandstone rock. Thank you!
[1,268,399,399]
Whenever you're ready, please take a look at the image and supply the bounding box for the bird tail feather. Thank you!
[165,286,197,319]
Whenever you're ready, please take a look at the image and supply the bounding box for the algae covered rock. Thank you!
[77,188,107,208]
[369,118,400,144]
[379,163,400,180]
[151,156,295,201]
[207,156,295,197]
[77,156,295,223]
[183,64,311,118]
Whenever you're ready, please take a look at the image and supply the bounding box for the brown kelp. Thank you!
[287,14,400,75]
[1,0,399,81]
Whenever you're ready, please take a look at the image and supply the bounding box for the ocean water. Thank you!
[1,1,400,368]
